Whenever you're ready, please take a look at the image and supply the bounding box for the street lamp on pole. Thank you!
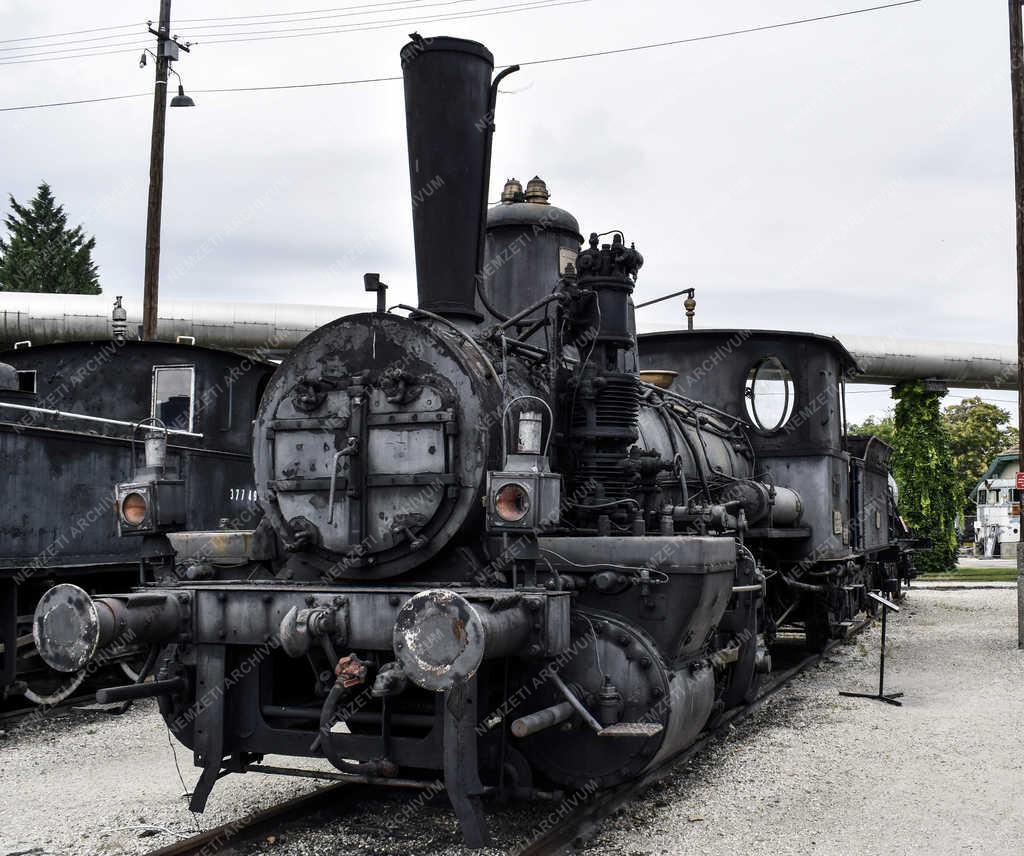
[141,0,194,342]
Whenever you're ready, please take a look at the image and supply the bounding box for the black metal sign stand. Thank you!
[840,591,903,707]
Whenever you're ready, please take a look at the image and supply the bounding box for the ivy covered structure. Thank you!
[890,380,959,574]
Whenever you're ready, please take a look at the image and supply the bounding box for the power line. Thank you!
[196,73,402,94]
[191,0,590,46]
[175,0,445,24]
[0,0,466,53]
[0,29,155,54]
[846,389,1019,405]
[0,0,581,65]
[0,0,925,109]
[946,394,1019,403]
[516,0,924,68]
[0,26,152,52]
[0,91,150,111]
[0,0,918,64]
[0,46,154,68]
[0,40,150,63]
[0,0,443,45]
[0,21,143,46]
[179,0,478,30]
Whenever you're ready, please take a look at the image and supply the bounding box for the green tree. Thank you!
[848,413,896,447]
[891,381,959,573]
[0,182,100,294]
[943,396,1019,518]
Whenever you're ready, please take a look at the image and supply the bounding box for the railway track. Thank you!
[0,691,100,728]
[146,619,868,856]
[511,626,864,855]
[144,776,429,856]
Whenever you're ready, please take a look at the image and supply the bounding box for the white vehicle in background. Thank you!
[972,451,1020,559]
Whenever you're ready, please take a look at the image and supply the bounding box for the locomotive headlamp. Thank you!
[115,479,185,536]
[486,399,560,532]
[486,468,560,532]
[494,483,530,522]
[120,491,149,526]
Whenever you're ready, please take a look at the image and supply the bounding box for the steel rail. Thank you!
[144,781,393,856]
[0,690,98,725]
[512,620,869,855]
[142,619,870,856]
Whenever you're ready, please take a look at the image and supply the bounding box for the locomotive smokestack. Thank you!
[401,35,511,322]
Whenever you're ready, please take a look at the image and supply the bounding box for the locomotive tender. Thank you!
[31,36,912,846]
[1,333,272,703]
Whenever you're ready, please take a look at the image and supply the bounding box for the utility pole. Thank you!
[142,0,172,341]
[141,1,192,341]
[1010,0,1024,649]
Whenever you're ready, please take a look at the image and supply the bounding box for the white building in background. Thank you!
[973,450,1020,559]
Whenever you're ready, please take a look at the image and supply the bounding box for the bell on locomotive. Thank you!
[28,33,893,851]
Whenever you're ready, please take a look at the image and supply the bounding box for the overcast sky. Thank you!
[0,0,1018,424]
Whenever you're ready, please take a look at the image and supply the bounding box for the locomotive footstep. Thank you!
[598,723,664,738]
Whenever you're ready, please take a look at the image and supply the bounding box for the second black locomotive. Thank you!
[1,332,273,703]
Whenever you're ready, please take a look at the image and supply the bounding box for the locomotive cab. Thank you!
[640,329,912,640]
[640,330,855,557]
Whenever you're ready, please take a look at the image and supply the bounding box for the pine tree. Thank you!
[0,182,100,294]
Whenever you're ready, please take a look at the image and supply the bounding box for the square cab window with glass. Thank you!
[152,365,195,432]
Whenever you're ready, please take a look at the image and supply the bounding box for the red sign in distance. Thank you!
[1016,472,1024,491]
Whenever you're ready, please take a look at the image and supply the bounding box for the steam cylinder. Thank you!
[401,37,494,322]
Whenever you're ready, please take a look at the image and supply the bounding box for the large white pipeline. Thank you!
[837,334,1015,390]
[0,292,1016,389]
[0,292,363,354]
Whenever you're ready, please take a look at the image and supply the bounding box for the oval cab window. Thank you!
[744,357,795,432]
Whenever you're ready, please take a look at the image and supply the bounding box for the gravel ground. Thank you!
[0,706,326,855]
[594,586,1024,856]
[1,588,1020,856]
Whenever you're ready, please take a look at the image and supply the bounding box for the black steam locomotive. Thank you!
[1,333,272,703]
[31,36,913,847]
